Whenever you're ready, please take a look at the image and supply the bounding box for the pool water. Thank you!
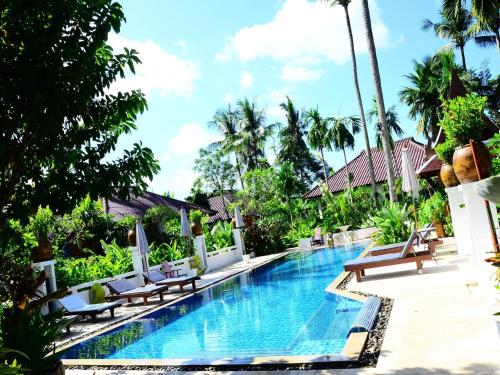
[63,244,365,360]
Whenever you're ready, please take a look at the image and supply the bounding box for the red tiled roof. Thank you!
[207,194,236,223]
[416,154,442,177]
[304,137,441,199]
[106,191,214,220]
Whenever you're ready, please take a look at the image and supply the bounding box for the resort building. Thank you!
[207,194,236,223]
[303,137,442,199]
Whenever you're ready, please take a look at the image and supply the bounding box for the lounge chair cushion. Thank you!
[146,270,167,283]
[59,294,87,311]
[344,253,401,266]
[107,279,136,294]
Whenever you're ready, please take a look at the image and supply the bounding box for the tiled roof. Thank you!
[207,194,236,223]
[304,137,441,199]
[416,154,442,177]
[105,191,215,220]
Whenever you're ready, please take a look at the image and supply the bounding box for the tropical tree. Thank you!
[306,108,331,184]
[327,116,360,203]
[443,0,500,54]
[277,96,322,188]
[0,0,160,228]
[236,98,276,171]
[422,5,474,69]
[208,104,245,189]
[325,0,379,206]
[360,0,397,202]
[399,48,470,144]
[367,98,404,149]
[193,148,236,219]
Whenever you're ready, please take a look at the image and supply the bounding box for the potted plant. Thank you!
[439,94,492,184]
[29,206,55,263]
[420,194,448,238]
[189,209,204,236]
[435,139,460,188]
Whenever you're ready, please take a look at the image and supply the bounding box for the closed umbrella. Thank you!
[180,209,192,255]
[401,148,419,228]
[234,206,245,228]
[136,221,151,281]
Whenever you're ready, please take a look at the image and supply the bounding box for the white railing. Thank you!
[206,245,241,271]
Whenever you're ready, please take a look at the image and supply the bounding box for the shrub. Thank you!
[189,209,203,224]
[438,94,488,146]
[489,133,500,175]
[28,206,54,240]
[143,205,177,245]
[148,240,188,266]
[435,139,459,164]
[367,203,412,245]
[418,192,448,224]
[205,221,233,251]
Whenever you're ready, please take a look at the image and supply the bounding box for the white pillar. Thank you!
[193,235,209,271]
[129,246,145,286]
[33,260,57,313]
[233,228,246,262]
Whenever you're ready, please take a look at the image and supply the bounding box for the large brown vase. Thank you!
[452,143,491,184]
[191,221,203,236]
[440,163,459,188]
[32,237,53,263]
[127,228,136,246]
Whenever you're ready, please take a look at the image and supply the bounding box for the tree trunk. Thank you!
[235,153,245,190]
[320,147,329,185]
[344,4,378,207]
[459,45,467,70]
[361,0,397,202]
[342,147,353,204]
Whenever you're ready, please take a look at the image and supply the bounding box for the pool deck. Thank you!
[65,243,500,375]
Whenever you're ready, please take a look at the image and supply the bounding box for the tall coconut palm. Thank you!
[327,116,360,203]
[325,0,379,206]
[422,6,474,69]
[443,0,500,54]
[366,98,404,149]
[306,108,330,184]
[236,98,276,171]
[208,104,245,189]
[360,0,397,202]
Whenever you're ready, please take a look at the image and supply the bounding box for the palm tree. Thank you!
[325,0,378,206]
[327,116,360,203]
[306,108,330,184]
[208,104,245,189]
[422,6,474,69]
[236,98,276,171]
[360,0,397,202]
[366,98,404,149]
[443,0,500,55]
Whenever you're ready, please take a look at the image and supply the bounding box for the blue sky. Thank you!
[110,0,499,199]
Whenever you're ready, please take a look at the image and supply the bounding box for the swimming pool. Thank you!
[63,244,365,362]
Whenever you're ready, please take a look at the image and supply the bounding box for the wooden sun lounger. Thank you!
[105,279,169,306]
[370,225,438,256]
[144,269,200,292]
[344,229,433,282]
[58,294,121,322]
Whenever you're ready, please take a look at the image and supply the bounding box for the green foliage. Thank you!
[489,133,500,175]
[435,139,459,164]
[28,206,54,240]
[205,221,233,251]
[189,209,203,224]
[143,205,177,245]
[1,308,66,373]
[0,0,160,224]
[367,203,413,245]
[148,240,188,266]
[55,241,133,288]
[418,192,449,223]
[439,94,489,146]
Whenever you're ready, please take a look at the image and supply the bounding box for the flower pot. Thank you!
[127,228,136,246]
[32,237,53,263]
[190,221,203,236]
[440,163,459,188]
[452,143,491,184]
[433,221,446,238]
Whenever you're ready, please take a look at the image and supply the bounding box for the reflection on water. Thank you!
[64,245,365,360]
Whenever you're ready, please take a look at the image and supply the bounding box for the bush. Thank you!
[143,205,177,245]
[205,221,233,251]
[489,133,500,175]
[367,203,412,245]
[148,240,189,266]
[438,94,488,146]
[435,139,459,164]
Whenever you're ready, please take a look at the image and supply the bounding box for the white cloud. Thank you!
[215,0,394,65]
[264,87,291,121]
[223,93,234,104]
[281,63,323,83]
[161,123,219,161]
[108,34,200,97]
[240,71,254,90]
[175,40,188,55]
